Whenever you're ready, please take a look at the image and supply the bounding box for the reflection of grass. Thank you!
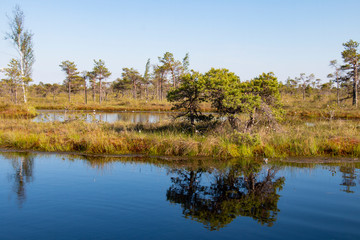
[0,118,360,159]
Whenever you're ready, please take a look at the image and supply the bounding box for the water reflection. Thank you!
[339,166,357,193]
[2,152,360,228]
[166,162,285,230]
[33,110,172,123]
[5,152,34,207]
[271,161,360,194]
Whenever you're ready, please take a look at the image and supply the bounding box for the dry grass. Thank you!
[24,94,213,112]
[0,117,359,159]
[0,104,38,119]
[1,91,360,159]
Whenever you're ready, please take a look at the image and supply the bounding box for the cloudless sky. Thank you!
[1,0,360,84]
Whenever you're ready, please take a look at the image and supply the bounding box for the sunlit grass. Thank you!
[0,117,359,158]
[0,103,38,118]
[1,91,360,159]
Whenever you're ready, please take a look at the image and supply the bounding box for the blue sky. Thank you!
[0,0,359,84]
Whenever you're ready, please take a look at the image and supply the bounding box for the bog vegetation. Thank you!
[1,5,360,159]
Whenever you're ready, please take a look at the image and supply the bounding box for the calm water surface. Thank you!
[33,110,173,123]
[0,152,359,240]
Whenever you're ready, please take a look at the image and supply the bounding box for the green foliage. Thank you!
[182,53,190,73]
[1,59,21,103]
[167,71,211,124]
[112,78,131,96]
[93,59,111,80]
[2,59,21,82]
[342,40,360,64]
[143,58,151,84]
[203,68,243,115]
[121,67,143,99]
[200,69,283,129]
[247,72,284,121]
[5,5,34,103]
[167,68,283,129]
[248,72,280,105]
[93,59,111,104]
[341,39,360,106]
[59,60,81,101]
[59,61,79,82]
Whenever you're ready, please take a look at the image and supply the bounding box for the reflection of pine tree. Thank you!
[7,153,35,207]
[166,163,285,230]
[340,166,356,194]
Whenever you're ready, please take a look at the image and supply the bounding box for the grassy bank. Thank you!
[282,93,360,119]
[0,104,38,119]
[25,94,360,119]
[24,95,213,112]
[0,118,359,158]
[285,106,360,120]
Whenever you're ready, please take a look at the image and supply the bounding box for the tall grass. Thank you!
[0,117,359,158]
[0,104,38,118]
[22,93,213,112]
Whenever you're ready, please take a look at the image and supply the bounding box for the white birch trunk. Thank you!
[18,33,27,103]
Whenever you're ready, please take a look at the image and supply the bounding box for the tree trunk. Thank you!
[170,66,176,88]
[68,80,71,102]
[160,72,165,101]
[246,109,256,130]
[160,77,163,101]
[21,82,26,104]
[99,78,102,104]
[156,79,159,100]
[84,83,87,104]
[353,62,358,107]
[336,72,340,105]
[15,86,18,104]
[92,80,95,102]
[133,79,136,99]
[302,85,305,100]
[139,84,142,99]
[18,35,27,104]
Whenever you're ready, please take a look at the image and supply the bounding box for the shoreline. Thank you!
[0,118,359,159]
[1,147,360,164]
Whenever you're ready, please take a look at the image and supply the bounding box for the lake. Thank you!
[0,152,359,239]
[33,110,173,123]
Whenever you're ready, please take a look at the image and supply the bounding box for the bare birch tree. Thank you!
[5,5,34,103]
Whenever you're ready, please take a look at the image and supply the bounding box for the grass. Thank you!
[0,104,38,119]
[282,92,360,119]
[23,94,213,112]
[2,91,359,119]
[0,116,360,159]
[2,91,360,119]
[1,91,360,159]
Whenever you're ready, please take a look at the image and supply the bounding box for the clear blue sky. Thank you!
[1,0,359,84]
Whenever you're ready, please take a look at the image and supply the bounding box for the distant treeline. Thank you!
[1,6,360,108]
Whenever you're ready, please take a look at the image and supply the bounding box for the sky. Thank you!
[0,0,360,85]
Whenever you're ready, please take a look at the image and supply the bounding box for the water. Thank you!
[0,152,359,240]
[32,110,173,123]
